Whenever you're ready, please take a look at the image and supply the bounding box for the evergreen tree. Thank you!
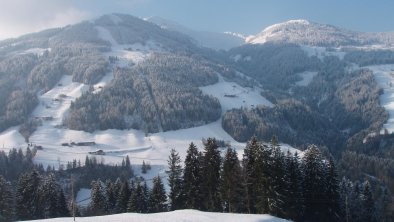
[142,181,150,213]
[90,179,106,216]
[142,160,147,174]
[42,173,60,218]
[125,155,131,168]
[201,138,222,211]
[339,177,352,222]
[220,148,246,213]
[325,156,341,221]
[167,149,184,210]
[16,170,44,220]
[243,137,271,213]
[301,145,327,221]
[183,142,203,210]
[349,181,363,222]
[361,181,375,222]
[284,151,304,221]
[105,180,116,214]
[268,139,286,217]
[57,188,70,217]
[150,176,167,212]
[0,175,14,221]
[128,182,145,213]
[116,180,130,213]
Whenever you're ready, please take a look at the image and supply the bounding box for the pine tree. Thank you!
[220,148,246,213]
[105,180,116,214]
[283,151,304,221]
[325,156,341,221]
[125,155,131,168]
[183,142,203,210]
[0,175,14,221]
[301,145,327,221]
[142,160,147,174]
[16,170,44,220]
[360,181,375,222]
[57,188,70,217]
[268,139,286,217]
[349,181,362,222]
[150,176,167,212]
[243,137,270,214]
[339,177,352,222]
[90,179,106,216]
[201,138,222,211]
[116,180,130,213]
[128,182,145,213]
[167,149,184,210]
[42,173,60,218]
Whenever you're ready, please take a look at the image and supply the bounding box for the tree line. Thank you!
[0,137,391,221]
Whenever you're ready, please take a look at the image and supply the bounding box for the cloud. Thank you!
[0,0,90,40]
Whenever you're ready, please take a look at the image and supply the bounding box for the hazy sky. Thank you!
[1,0,393,40]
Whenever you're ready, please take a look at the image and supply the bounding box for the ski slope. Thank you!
[30,210,288,222]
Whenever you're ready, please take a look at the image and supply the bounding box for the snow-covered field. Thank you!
[200,74,272,112]
[30,210,288,222]
[367,64,394,133]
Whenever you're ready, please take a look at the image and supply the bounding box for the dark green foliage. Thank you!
[167,149,184,210]
[242,137,266,213]
[0,175,14,221]
[361,181,375,222]
[344,49,394,66]
[57,189,70,217]
[227,43,320,90]
[220,148,246,213]
[183,142,203,209]
[283,151,304,221]
[65,54,221,133]
[201,138,222,211]
[15,170,43,220]
[128,181,149,213]
[301,145,327,221]
[268,139,286,217]
[149,176,167,212]
[90,179,106,216]
[42,174,62,218]
[222,100,342,149]
[116,181,130,213]
[325,156,341,221]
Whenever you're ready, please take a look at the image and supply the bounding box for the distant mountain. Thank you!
[146,16,245,50]
[246,19,394,47]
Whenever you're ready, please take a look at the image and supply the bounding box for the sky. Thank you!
[0,0,393,40]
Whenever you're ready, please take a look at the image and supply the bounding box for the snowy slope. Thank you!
[367,64,394,133]
[247,19,394,47]
[30,210,288,222]
[147,16,245,50]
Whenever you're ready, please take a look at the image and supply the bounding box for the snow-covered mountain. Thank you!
[246,19,394,47]
[146,16,245,50]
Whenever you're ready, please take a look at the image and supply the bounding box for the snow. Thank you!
[19,47,51,56]
[367,64,394,133]
[30,209,288,222]
[246,20,311,44]
[295,71,318,86]
[200,74,272,112]
[0,127,27,152]
[76,188,91,207]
